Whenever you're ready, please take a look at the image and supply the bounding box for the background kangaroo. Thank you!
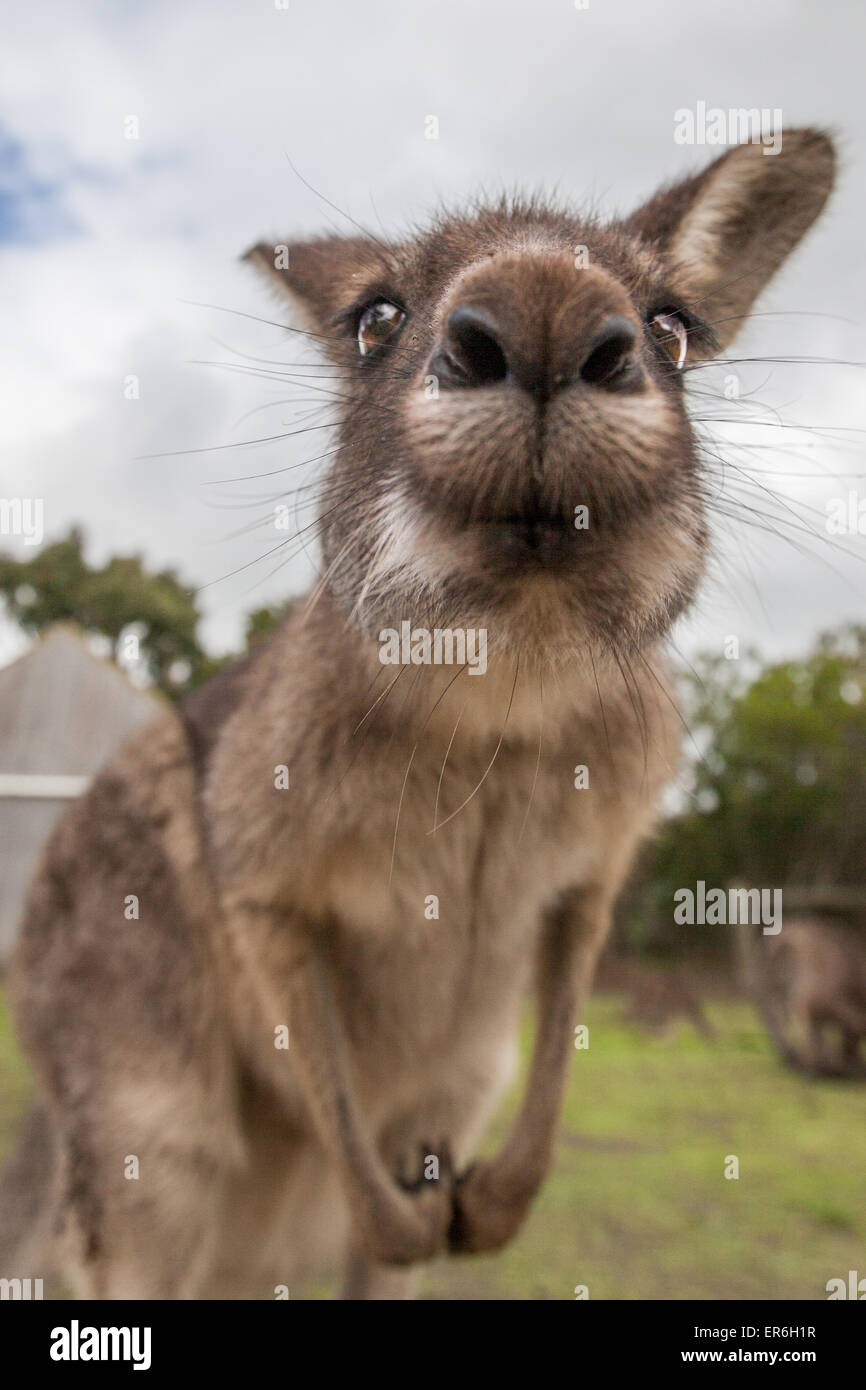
[742,917,866,1077]
[0,130,835,1299]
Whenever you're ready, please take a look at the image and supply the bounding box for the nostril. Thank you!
[579,315,639,387]
[442,305,509,387]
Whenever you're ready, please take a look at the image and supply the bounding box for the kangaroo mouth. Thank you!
[474,511,593,572]
[490,507,567,534]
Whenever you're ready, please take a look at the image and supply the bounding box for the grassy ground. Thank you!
[0,987,30,1170]
[1,985,863,1300]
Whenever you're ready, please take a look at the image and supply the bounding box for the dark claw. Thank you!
[438,1138,454,1183]
[447,1189,469,1251]
[396,1140,435,1193]
[396,1139,459,1191]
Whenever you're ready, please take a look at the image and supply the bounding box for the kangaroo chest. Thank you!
[322,741,598,1053]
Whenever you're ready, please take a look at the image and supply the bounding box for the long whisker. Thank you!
[431,659,520,833]
[433,703,465,833]
[389,663,469,881]
[517,670,544,846]
[283,153,394,256]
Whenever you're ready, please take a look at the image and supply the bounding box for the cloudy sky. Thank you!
[2,0,864,667]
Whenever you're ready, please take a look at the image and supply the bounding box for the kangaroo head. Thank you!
[247,130,835,669]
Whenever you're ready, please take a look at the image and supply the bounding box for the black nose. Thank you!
[434,305,509,388]
[428,306,639,396]
[579,315,638,385]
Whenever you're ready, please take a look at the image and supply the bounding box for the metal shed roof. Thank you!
[0,626,160,959]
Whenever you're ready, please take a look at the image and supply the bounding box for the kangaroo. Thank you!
[0,130,835,1299]
[613,961,715,1040]
[745,917,866,1077]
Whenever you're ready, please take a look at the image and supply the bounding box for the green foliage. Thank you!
[633,626,866,949]
[0,529,225,699]
[244,599,296,648]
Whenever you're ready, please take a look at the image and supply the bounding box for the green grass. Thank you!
[2,986,864,1300]
[423,996,866,1300]
[0,986,31,1164]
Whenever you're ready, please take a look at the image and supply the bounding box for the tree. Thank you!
[244,599,296,648]
[627,627,866,952]
[0,528,221,699]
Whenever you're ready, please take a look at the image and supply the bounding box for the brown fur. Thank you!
[603,959,715,1039]
[1,131,835,1297]
[747,918,866,1077]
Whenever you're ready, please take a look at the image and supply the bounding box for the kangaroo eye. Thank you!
[357,300,405,356]
[648,312,689,370]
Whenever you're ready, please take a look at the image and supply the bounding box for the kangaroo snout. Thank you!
[427,256,642,404]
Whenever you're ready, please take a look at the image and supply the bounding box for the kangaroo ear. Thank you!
[625,128,836,350]
[243,235,391,345]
